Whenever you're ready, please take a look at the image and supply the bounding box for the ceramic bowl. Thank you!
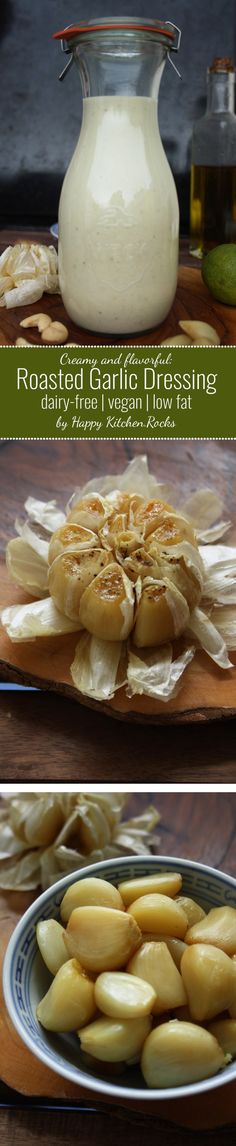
[3,854,236,1101]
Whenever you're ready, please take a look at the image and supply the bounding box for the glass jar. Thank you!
[54,18,180,336]
[190,57,236,256]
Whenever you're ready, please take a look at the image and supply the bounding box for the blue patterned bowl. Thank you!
[3,854,236,1101]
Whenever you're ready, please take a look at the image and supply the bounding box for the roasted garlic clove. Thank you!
[118,872,182,906]
[67,493,110,532]
[140,935,187,971]
[145,511,196,549]
[60,876,125,923]
[141,1020,226,1088]
[181,943,235,1021]
[185,906,236,955]
[133,580,189,648]
[48,548,110,622]
[175,896,206,928]
[79,563,135,641]
[36,919,68,976]
[127,893,188,938]
[65,906,141,973]
[134,498,174,539]
[208,1019,236,1058]
[48,524,99,565]
[78,1014,151,1063]
[94,971,156,1019]
[127,941,187,1014]
[36,958,95,1031]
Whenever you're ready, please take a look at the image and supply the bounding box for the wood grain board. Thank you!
[0,567,236,724]
[0,440,236,724]
[0,261,235,346]
[1,793,236,1128]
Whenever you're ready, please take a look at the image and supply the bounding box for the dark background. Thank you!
[1,2,236,231]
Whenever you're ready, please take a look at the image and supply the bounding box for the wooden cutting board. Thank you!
[0,565,236,723]
[1,892,236,1130]
[0,263,235,346]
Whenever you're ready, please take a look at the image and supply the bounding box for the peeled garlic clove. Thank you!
[181,943,235,1021]
[78,1014,151,1063]
[36,919,68,976]
[176,896,206,928]
[67,493,109,532]
[95,971,156,1019]
[159,335,193,346]
[141,935,187,971]
[127,941,187,1014]
[118,872,182,906]
[48,548,110,621]
[208,1019,236,1058]
[48,524,99,565]
[185,906,236,955]
[65,906,141,973]
[133,580,189,648]
[127,894,188,938]
[36,958,95,1031]
[192,338,218,346]
[79,563,135,641]
[60,876,125,923]
[179,320,220,345]
[141,1020,226,1088]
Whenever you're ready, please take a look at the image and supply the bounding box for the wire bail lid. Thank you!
[53,18,181,81]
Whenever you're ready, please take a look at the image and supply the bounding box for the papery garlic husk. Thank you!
[126,644,195,700]
[1,597,80,641]
[25,496,65,532]
[70,633,124,700]
[0,792,160,891]
[6,538,48,597]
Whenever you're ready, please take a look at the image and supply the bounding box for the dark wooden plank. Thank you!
[0,690,236,783]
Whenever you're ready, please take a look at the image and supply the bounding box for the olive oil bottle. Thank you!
[190,58,236,256]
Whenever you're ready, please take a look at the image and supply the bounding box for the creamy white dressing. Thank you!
[59,96,179,334]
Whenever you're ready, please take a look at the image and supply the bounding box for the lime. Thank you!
[201,244,236,305]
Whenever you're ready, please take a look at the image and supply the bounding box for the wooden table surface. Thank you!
[0,439,236,782]
[1,792,236,1145]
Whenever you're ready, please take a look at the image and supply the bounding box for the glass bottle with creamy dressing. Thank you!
[54,18,181,336]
